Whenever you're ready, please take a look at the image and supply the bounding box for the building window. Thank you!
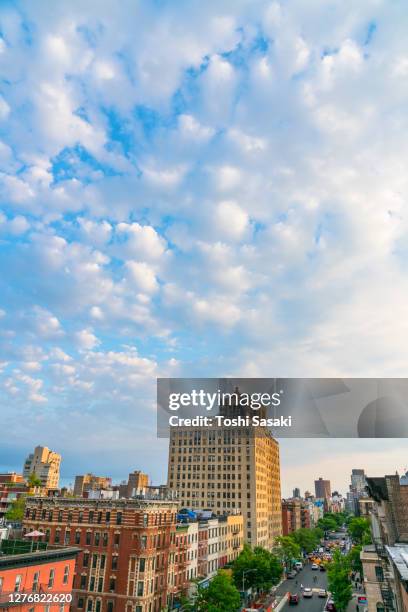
[63,565,69,585]
[109,578,116,592]
[32,571,40,592]
[94,532,100,546]
[86,532,91,545]
[116,512,122,525]
[78,512,83,523]
[107,602,114,612]
[87,599,93,612]
[103,532,108,547]
[106,512,111,523]
[114,533,120,546]
[137,582,144,596]
[112,556,118,570]
[90,577,95,592]
[78,598,84,609]
[139,558,145,572]
[48,569,55,588]
[58,511,63,522]
[95,601,101,612]
[375,566,384,582]
[92,554,98,569]
[14,575,22,593]
[80,575,87,589]
[75,531,81,544]
[98,578,103,592]
[83,553,89,567]
[89,511,94,523]
[100,555,106,569]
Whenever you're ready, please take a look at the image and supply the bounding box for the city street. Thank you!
[276,564,329,612]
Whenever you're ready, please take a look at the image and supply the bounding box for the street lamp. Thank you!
[242,569,256,604]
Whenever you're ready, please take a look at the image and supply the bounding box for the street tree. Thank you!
[232,545,282,592]
[348,518,371,544]
[291,527,322,553]
[348,545,363,573]
[327,549,353,612]
[195,570,241,612]
[274,536,301,570]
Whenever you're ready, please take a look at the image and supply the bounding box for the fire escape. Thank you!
[374,540,395,611]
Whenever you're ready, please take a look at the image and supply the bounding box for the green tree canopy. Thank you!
[327,549,352,612]
[232,544,283,592]
[28,472,42,487]
[348,518,371,544]
[195,570,241,612]
[348,545,363,573]
[5,496,26,521]
[291,527,322,553]
[273,536,301,569]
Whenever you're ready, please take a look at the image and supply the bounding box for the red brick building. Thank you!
[0,541,78,611]
[23,497,179,612]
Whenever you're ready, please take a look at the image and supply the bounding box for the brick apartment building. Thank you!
[0,540,79,611]
[23,497,179,612]
[281,499,311,535]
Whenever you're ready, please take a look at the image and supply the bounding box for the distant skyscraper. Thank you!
[23,445,61,489]
[351,469,366,494]
[293,487,301,498]
[314,477,331,500]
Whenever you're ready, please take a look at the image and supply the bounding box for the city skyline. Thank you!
[2,438,408,499]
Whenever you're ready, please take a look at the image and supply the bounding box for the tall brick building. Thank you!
[167,399,282,549]
[23,497,179,612]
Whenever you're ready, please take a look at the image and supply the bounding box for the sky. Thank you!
[1,0,408,495]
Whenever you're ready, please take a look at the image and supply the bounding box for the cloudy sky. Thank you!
[1,0,408,495]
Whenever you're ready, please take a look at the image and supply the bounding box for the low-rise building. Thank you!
[0,540,79,610]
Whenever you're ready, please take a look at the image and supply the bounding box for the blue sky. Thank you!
[1,0,408,495]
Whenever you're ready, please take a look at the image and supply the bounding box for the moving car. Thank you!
[294,561,303,570]
[311,563,319,570]
[320,564,327,572]
[287,571,297,579]
[289,593,300,605]
[318,589,327,598]
[303,588,313,598]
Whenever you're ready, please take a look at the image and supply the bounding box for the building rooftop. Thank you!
[25,496,178,508]
[386,545,408,582]
[0,541,80,570]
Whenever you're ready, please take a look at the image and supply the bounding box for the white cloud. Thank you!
[126,261,159,294]
[215,200,249,240]
[75,328,100,350]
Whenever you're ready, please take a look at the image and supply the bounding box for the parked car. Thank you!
[326,600,336,611]
[357,596,368,606]
[289,593,300,605]
[320,564,327,572]
[318,589,327,598]
[294,561,303,570]
[311,563,319,570]
[287,571,297,579]
[303,588,313,598]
